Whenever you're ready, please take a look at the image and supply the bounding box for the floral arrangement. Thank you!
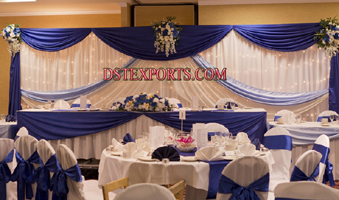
[1,24,22,56]
[111,92,177,112]
[175,136,195,145]
[175,135,195,152]
[152,16,182,57]
[314,17,339,58]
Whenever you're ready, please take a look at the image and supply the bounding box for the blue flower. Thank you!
[324,34,330,43]
[335,33,339,40]
[165,101,169,107]
[162,29,169,36]
[173,29,179,37]
[331,25,337,31]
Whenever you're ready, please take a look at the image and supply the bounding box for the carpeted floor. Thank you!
[329,180,339,189]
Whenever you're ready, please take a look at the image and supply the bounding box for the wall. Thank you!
[199,3,339,25]
[0,14,121,114]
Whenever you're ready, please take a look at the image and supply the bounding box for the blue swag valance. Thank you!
[8,23,339,118]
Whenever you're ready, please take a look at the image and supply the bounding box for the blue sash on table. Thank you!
[35,154,60,200]
[0,150,14,200]
[274,116,282,121]
[290,165,319,182]
[50,163,82,200]
[11,150,41,200]
[312,144,335,186]
[263,135,292,150]
[218,173,269,200]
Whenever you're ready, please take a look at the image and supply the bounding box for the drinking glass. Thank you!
[1,114,6,123]
[225,136,238,151]
[296,115,301,124]
[330,115,334,123]
[230,102,235,110]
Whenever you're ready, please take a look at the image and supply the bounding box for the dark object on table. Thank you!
[6,115,16,122]
[122,133,135,144]
[152,146,180,161]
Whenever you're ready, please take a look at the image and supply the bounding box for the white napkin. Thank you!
[236,143,260,157]
[123,142,148,158]
[195,146,224,161]
[236,132,251,145]
[112,138,124,152]
[53,100,70,110]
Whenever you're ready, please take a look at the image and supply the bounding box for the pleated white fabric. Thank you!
[114,183,176,200]
[274,181,339,199]
[204,123,229,133]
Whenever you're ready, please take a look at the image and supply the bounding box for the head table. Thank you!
[16,108,267,159]
[98,148,274,200]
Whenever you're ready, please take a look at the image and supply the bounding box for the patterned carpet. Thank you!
[330,180,339,189]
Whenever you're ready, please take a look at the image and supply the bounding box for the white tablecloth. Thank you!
[269,122,339,180]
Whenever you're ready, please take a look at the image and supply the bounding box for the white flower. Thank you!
[159,99,165,103]
[153,98,159,103]
[10,33,15,37]
[6,27,10,32]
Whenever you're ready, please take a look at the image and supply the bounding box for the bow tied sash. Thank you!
[50,164,82,200]
[0,150,14,200]
[218,173,269,200]
[290,165,319,182]
[35,154,60,200]
[312,144,335,186]
[11,151,41,200]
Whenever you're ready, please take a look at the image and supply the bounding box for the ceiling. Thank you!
[0,0,339,16]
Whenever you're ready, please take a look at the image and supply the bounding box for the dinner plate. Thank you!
[181,156,198,162]
[138,156,158,162]
[223,155,238,160]
[111,152,122,156]
[276,122,284,124]
[321,123,330,126]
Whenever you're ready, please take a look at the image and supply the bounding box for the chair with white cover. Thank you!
[36,139,60,200]
[216,156,269,200]
[317,110,338,122]
[290,150,322,182]
[312,134,334,186]
[204,123,229,141]
[54,100,71,110]
[263,127,292,192]
[215,98,238,109]
[274,110,296,124]
[53,144,86,200]
[114,183,176,200]
[274,181,339,200]
[0,138,16,200]
[15,126,29,140]
[168,98,183,108]
[12,135,41,200]
[71,98,91,108]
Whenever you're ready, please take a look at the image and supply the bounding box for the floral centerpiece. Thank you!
[175,133,195,152]
[152,16,182,57]
[314,17,339,58]
[1,24,22,56]
[111,92,177,112]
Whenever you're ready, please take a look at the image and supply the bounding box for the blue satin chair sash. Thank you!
[317,116,332,122]
[70,104,91,108]
[0,150,14,200]
[290,165,319,182]
[50,164,82,200]
[35,154,60,200]
[274,116,282,121]
[11,150,41,200]
[263,135,292,150]
[218,173,269,200]
[312,144,335,186]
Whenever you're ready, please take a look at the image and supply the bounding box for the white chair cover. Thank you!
[264,127,292,192]
[0,138,16,200]
[71,98,91,108]
[56,144,85,200]
[274,110,296,124]
[216,156,269,200]
[114,183,176,200]
[54,100,71,110]
[312,134,330,183]
[291,150,322,181]
[168,98,183,108]
[236,132,251,145]
[317,110,338,122]
[274,181,339,199]
[16,127,29,137]
[14,135,39,200]
[204,123,229,133]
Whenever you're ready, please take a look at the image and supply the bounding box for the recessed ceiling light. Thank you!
[0,0,36,2]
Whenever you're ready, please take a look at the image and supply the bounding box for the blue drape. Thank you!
[21,28,92,52]
[329,55,339,113]
[92,25,233,61]
[233,23,321,52]
[7,53,21,121]
[192,55,329,106]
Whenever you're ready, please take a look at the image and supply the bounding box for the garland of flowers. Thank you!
[1,24,22,56]
[314,17,339,59]
[152,16,182,57]
[111,93,176,112]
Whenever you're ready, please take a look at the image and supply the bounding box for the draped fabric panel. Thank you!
[21,28,92,52]
[8,53,22,119]
[233,23,321,52]
[92,25,233,61]
[329,55,339,113]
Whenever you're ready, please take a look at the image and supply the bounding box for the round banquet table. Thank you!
[98,148,274,200]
